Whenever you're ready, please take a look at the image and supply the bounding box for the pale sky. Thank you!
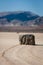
[0,0,43,16]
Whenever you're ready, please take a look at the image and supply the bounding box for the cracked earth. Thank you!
[0,32,43,65]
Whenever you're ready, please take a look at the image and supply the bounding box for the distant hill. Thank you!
[0,11,41,26]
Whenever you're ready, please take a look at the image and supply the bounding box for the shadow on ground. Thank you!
[35,44,43,46]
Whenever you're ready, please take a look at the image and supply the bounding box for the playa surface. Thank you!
[0,32,43,65]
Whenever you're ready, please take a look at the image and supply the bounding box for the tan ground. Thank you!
[0,32,43,65]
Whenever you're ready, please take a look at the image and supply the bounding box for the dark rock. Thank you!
[19,34,35,45]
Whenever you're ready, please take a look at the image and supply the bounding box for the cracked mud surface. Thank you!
[0,32,43,65]
[1,45,43,65]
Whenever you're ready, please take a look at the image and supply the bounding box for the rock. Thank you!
[19,34,35,45]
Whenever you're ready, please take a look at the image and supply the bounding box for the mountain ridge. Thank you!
[0,11,43,26]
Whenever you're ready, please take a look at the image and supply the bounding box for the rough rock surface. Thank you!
[19,35,35,45]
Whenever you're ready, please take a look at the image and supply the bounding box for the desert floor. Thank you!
[0,32,43,65]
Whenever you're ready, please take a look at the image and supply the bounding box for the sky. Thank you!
[0,0,43,16]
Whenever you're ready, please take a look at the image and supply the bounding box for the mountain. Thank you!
[34,16,43,25]
[0,11,43,26]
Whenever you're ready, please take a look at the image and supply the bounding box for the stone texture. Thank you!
[19,35,35,45]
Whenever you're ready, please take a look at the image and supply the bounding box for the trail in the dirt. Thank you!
[0,44,20,65]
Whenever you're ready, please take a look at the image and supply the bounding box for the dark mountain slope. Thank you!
[0,11,43,26]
